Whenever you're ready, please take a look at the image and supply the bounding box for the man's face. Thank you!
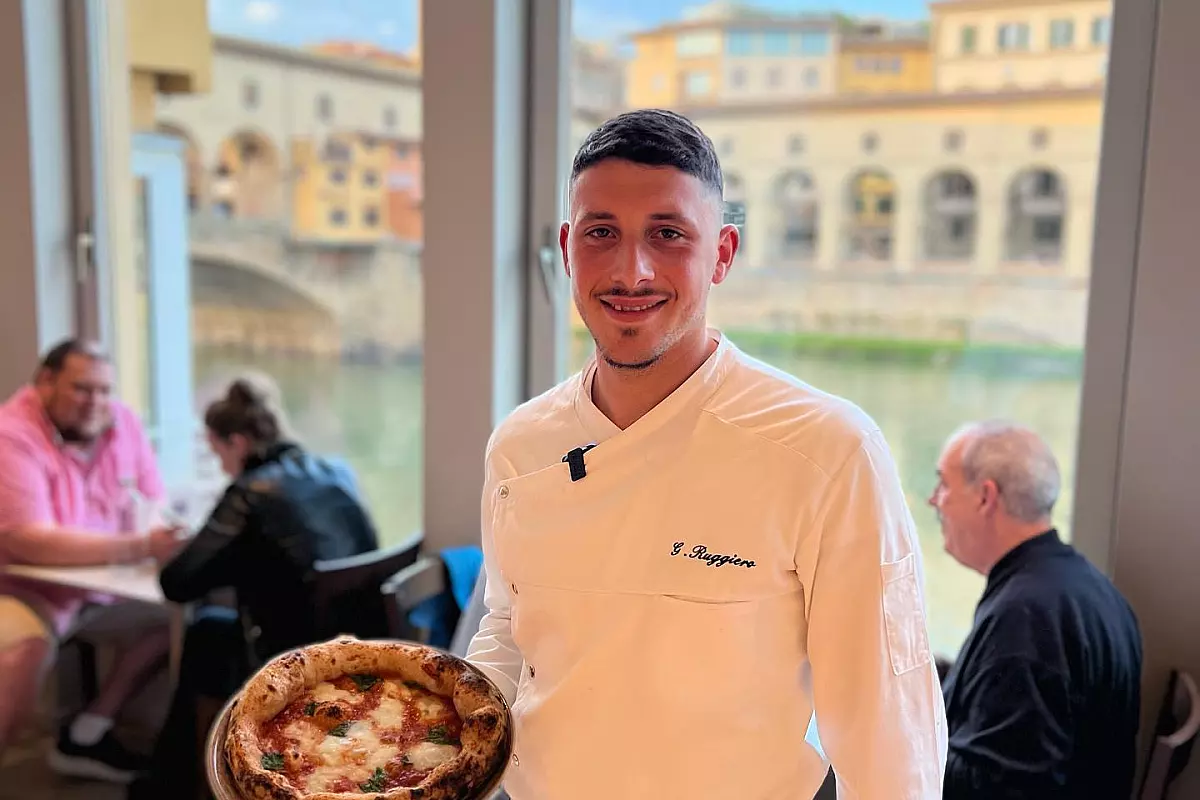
[38,354,113,443]
[929,436,986,571]
[560,159,738,370]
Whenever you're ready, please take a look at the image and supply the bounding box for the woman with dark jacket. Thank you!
[128,377,379,799]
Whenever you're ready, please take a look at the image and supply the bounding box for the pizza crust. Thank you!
[225,637,511,800]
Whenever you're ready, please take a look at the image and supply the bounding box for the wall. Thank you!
[837,43,934,95]
[933,0,1110,92]
[1106,0,1200,792]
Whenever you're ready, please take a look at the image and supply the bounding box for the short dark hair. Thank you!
[570,109,725,199]
[38,338,108,376]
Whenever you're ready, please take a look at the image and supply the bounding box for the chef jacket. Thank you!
[466,331,947,799]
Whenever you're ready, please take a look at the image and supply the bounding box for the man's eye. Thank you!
[585,228,613,239]
[656,229,684,240]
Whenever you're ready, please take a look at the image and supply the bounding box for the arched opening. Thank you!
[774,170,818,263]
[844,169,896,263]
[212,130,284,221]
[1005,168,1067,263]
[156,122,204,211]
[923,170,977,261]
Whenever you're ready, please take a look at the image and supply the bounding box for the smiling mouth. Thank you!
[600,298,667,312]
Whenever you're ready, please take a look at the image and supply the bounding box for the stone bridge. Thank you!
[188,215,424,360]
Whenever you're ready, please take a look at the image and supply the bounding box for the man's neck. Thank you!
[592,329,717,430]
[982,520,1054,575]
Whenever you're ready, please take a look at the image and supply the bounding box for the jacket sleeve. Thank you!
[944,656,1073,798]
[464,449,524,704]
[159,482,255,603]
[797,429,948,799]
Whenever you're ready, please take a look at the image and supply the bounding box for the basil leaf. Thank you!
[261,752,285,771]
[349,674,380,692]
[303,702,316,716]
[328,722,351,737]
[425,724,459,746]
[359,766,387,792]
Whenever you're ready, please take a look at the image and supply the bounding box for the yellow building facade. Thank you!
[931,0,1111,93]
[291,132,391,242]
[837,37,934,95]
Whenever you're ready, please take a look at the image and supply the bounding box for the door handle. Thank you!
[75,229,95,286]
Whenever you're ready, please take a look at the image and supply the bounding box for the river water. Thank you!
[195,341,1081,657]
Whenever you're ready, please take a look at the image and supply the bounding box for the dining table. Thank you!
[2,560,186,682]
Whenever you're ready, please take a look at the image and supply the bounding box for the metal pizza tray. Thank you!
[204,642,513,800]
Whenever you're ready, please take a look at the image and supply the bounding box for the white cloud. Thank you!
[243,0,281,24]
[379,20,398,37]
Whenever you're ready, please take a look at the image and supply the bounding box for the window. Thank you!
[113,0,426,546]
[726,30,754,56]
[316,93,334,121]
[730,67,746,89]
[676,31,721,57]
[767,67,783,88]
[763,31,790,56]
[242,79,259,109]
[568,0,1116,659]
[997,23,1031,52]
[1049,19,1075,49]
[796,31,830,57]
[960,25,977,54]
[802,66,820,90]
[683,71,712,97]
[1092,16,1112,46]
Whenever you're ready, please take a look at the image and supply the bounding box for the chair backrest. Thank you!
[1140,669,1200,799]
[311,533,422,640]
[380,557,449,643]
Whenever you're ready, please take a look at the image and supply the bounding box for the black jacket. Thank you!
[942,530,1143,799]
[159,442,379,658]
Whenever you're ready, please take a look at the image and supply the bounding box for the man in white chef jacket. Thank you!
[466,108,947,799]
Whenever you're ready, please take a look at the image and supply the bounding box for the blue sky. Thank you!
[210,0,930,52]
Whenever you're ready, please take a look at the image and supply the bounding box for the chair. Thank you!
[309,534,423,641]
[379,557,453,643]
[1139,669,1200,799]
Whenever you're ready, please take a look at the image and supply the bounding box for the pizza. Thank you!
[224,637,511,800]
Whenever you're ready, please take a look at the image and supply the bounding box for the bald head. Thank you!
[949,419,1061,524]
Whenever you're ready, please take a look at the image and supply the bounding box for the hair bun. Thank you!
[226,378,265,409]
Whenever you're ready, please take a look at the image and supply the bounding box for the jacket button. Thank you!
[528,664,535,678]
[498,485,510,499]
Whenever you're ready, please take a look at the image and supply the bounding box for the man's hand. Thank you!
[147,524,186,564]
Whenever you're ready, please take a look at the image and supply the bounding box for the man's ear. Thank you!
[559,222,572,278]
[712,223,739,285]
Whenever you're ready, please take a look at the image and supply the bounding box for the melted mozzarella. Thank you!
[369,695,410,730]
[310,682,356,704]
[414,693,452,721]
[280,719,324,754]
[404,741,460,772]
[314,721,398,768]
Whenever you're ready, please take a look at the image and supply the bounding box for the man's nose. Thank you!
[610,243,655,288]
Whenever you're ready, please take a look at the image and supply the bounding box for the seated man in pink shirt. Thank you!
[0,339,180,783]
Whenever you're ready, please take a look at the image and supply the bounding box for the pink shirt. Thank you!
[0,386,164,635]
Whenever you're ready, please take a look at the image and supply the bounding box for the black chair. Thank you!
[310,533,423,641]
[380,557,456,643]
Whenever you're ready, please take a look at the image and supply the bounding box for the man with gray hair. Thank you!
[930,419,1142,799]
